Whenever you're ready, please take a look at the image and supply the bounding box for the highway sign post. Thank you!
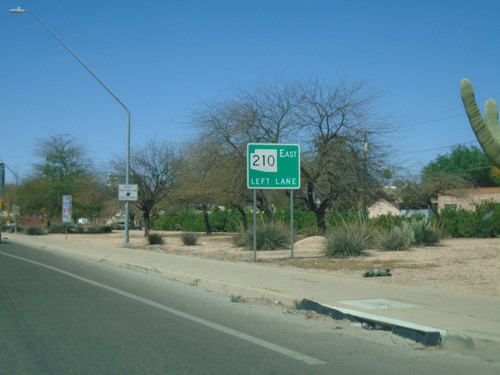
[247,143,300,261]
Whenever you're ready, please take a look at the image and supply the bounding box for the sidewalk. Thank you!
[7,233,500,361]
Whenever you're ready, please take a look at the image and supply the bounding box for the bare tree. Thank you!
[194,81,300,222]
[114,138,180,236]
[294,78,392,232]
[193,77,393,233]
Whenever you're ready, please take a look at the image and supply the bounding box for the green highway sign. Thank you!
[247,143,300,189]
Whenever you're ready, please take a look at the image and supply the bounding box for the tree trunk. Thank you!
[315,203,328,234]
[428,201,440,223]
[256,190,273,222]
[233,204,248,232]
[202,204,212,234]
[303,180,329,234]
[143,210,151,237]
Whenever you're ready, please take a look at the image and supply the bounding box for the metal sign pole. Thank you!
[253,189,257,262]
[290,189,294,259]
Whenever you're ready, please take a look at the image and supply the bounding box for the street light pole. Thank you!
[9,7,131,245]
[0,161,19,233]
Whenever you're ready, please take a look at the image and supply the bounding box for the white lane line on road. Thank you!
[1,251,326,366]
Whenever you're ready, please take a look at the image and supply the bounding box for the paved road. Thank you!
[1,242,498,374]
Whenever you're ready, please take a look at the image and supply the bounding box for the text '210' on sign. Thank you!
[247,143,300,189]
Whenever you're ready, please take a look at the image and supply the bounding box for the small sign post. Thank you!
[118,184,138,245]
[118,184,138,201]
[62,195,72,239]
[247,144,300,261]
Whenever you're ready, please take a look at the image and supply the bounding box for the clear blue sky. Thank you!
[2,0,500,182]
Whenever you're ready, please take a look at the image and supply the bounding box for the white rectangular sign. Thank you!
[118,184,138,201]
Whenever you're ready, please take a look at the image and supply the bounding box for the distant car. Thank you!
[114,221,142,230]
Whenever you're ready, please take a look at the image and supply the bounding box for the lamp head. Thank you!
[9,7,28,13]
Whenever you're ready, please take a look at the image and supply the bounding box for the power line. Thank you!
[398,140,478,156]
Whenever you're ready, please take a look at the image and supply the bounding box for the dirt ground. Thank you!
[43,231,500,297]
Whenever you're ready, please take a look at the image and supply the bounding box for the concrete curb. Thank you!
[297,299,444,346]
[295,299,500,363]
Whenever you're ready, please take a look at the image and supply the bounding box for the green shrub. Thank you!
[47,224,68,234]
[474,203,500,237]
[181,232,199,246]
[152,211,205,232]
[326,210,368,230]
[151,208,321,234]
[325,221,374,258]
[87,226,112,234]
[411,218,440,246]
[378,222,414,251]
[207,210,242,232]
[370,214,404,232]
[274,209,317,232]
[74,225,85,233]
[25,226,45,236]
[440,203,500,238]
[148,232,164,245]
[246,222,289,251]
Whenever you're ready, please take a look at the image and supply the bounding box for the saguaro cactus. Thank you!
[460,79,500,167]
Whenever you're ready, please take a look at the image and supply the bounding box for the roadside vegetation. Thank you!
[1,77,498,250]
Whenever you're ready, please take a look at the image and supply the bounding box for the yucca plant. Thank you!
[411,218,440,246]
[325,220,374,258]
[246,222,289,251]
[378,222,414,251]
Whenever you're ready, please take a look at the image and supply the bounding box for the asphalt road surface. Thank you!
[1,240,498,374]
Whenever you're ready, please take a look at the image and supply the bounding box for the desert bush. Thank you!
[378,222,414,251]
[181,232,198,246]
[325,220,374,258]
[148,232,164,245]
[25,226,45,236]
[232,232,248,247]
[411,218,440,246]
[245,222,289,251]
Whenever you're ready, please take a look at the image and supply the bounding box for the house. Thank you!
[436,187,500,213]
[368,199,400,218]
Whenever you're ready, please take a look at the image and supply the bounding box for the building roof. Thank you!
[442,187,500,197]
